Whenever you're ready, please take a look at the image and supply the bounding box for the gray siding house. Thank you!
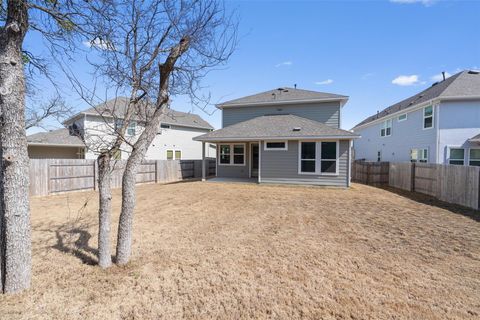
[194,87,359,187]
[352,70,480,166]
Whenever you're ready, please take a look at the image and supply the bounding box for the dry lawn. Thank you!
[0,182,479,319]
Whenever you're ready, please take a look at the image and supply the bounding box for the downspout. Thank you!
[436,102,441,164]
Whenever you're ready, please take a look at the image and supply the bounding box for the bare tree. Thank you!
[0,0,109,293]
[113,0,236,265]
[26,95,73,130]
[69,0,236,266]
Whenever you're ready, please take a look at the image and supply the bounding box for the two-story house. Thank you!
[27,97,216,160]
[352,70,480,166]
[194,87,359,187]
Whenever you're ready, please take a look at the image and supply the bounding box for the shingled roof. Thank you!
[194,114,359,142]
[353,70,480,129]
[27,128,84,146]
[66,97,213,130]
[469,133,480,143]
[218,87,348,108]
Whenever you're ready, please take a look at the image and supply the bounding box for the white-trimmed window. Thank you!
[381,119,392,137]
[115,119,123,131]
[410,148,428,163]
[469,149,480,166]
[166,150,174,160]
[423,106,434,129]
[299,141,339,175]
[398,113,407,122]
[449,148,465,165]
[264,141,288,151]
[175,150,182,160]
[127,121,136,136]
[219,143,245,166]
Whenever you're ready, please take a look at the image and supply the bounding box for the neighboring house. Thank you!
[352,70,480,166]
[27,97,216,160]
[194,87,359,187]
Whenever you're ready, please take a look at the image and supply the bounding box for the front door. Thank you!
[251,143,259,177]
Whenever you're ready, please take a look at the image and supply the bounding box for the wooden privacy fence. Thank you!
[351,161,390,185]
[353,160,480,210]
[30,158,216,197]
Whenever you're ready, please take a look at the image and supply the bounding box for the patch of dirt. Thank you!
[0,182,479,319]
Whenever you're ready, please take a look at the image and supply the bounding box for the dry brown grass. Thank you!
[0,182,479,319]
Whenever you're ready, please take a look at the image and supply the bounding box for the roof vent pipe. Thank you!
[442,71,446,81]
[294,84,297,89]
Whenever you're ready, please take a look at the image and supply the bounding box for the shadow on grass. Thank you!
[52,226,98,265]
[381,186,480,222]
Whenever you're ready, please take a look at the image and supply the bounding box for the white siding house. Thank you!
[28,97,215,160]
[352,70,480,166]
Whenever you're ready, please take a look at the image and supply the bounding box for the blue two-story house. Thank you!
[352,70,480,166]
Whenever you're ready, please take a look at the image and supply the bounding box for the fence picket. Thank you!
[29,158,216,196]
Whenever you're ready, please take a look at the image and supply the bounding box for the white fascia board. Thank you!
[352,99,438,131]
[28,142,85,147]
[193,135,360,142]
[216,97,349,109]
[352,95,480,131]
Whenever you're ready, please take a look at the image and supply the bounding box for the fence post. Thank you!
[366,163,371,185]
[155,160,160,183]
[410,162,416,192]
[93,160,98,190]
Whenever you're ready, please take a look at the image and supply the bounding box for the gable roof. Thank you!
[353,70,480,129]
[65,97,213,130]
[217,87,348,108]
[469,133,480,143]
[194,114,359,142]
[27,128,84,147]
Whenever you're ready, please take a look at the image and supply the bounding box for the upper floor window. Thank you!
[423,106,434,129]
[127,121,136,136]
[381,119,392,137]
[160,124,171,129]
[115,119,123,131]
[470,149,480,166]
[449,148,464,165]
[398,113,407,122]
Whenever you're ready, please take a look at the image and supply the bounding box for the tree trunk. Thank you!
[116,106,166,265]
[0,1,31,293]
[97,154,113,268]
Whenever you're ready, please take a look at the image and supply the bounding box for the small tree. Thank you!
[114,0,237,265]
[73,0,236,266]
[0,0,109,293]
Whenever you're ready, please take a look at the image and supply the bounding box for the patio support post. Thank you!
[201,142,206,181]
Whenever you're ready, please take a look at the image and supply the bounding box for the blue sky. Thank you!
[27,0,480,132]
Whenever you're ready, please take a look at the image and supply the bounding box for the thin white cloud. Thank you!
[392,75,420,86]
[83,38,114,50]
[430,72,452,82]
[315,79,334,85]
[390,0,437,6]
[275,61,292,68]
[361,72,375,80]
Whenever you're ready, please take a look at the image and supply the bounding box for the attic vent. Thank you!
[431,82,439,87]
[292,127,301,132]
[277,87,284,91]
[283,89,289,93]
[468,70,480,75]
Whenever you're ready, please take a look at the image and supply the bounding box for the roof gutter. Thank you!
[28,142,85,147]
[193,134,360,142]
[352,95,480,131]
[216,97,349,109]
